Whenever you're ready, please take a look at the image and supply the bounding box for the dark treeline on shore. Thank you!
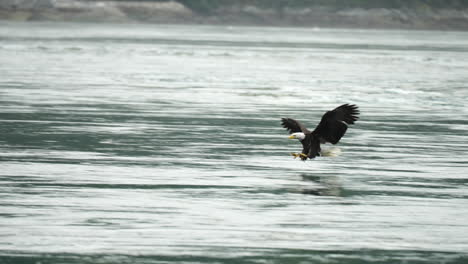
[3,0,468,30]
[108,0,468,14]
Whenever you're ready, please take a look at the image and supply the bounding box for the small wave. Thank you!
[64,47,84,52]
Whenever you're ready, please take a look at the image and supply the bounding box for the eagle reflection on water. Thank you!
[299,174,343,196]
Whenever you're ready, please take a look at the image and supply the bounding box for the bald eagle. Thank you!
[281,104,359,160]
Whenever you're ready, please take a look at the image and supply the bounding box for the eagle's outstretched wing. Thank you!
[281,118,310,134]
[313,104,359,144]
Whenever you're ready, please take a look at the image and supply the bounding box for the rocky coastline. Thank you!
[1,0,468,30]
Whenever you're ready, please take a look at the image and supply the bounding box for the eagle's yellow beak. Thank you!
[288,135,295,139]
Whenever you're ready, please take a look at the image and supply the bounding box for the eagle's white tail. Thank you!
[321,147,341,157]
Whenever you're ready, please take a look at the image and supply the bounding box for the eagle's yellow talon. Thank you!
[291,153,308,159]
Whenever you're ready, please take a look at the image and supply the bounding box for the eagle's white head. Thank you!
[288,132,306,140]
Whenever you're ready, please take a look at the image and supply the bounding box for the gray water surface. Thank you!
[1,22,468,263]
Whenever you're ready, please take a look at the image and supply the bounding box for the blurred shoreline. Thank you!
[1,0,468,30]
